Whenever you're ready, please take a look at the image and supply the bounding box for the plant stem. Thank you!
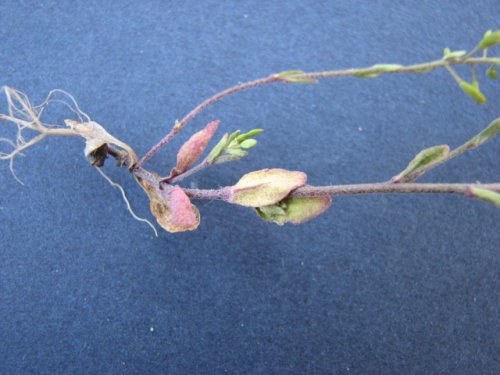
[167,159,211,184]
[182,183,500,200]
[138,75,280,166]
[137,56,499,166]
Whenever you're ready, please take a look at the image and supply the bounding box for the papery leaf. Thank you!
[175,120,220,173]
[470,188,500,208]
[256,195,332,225]
[466,118,500,147]
[137,178,200,233]
[229,168,307,207]
[65,120,138,167]
[392,145,450,182]
[458,81,487,104]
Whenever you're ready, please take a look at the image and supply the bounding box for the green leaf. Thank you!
[354,71,382,78]
[372,64,403,72]
[256,195,332,225]
[443,48,466,60]
[258,204,287,218]
[275,70,305,77]
[478,30,500,50]
[206,133,230,163]
[458,81,487,104]
[392,145,450,182]
[229,168,307,207]
[274,70,318,83]
[470,188,500,208]
[236,129,264,142]
[354,64,403,78]
[240,139,257,149]
[486,65,497,80]
[466,118,500,147]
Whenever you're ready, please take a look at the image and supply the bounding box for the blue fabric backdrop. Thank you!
[0,1,498,374]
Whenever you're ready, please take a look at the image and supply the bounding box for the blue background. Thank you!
[0,1,498,374]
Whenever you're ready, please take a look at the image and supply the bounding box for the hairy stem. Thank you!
[181,183,500,200]
[166,159,212,184]
[138,75,279,165]
[138,56,499,166]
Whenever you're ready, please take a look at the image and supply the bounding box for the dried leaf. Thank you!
[229,168,307,207]
[137,178,200,233]
[175,120,220,173]
[65,120,137,167]
[256,195,332,225]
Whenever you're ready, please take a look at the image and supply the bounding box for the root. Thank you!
[0,86,78,181]
[95,167,159,237]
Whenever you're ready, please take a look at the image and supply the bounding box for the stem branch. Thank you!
[138,56,500,166]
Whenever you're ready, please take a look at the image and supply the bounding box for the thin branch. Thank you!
[137,56,500,166]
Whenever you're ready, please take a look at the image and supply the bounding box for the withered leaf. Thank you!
[65,120,137,167]
[137,177,200,233]
[229,168,307,207]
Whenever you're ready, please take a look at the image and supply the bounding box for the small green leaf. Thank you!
[470,188,500,208]
[443,48,466,60]
[392,145,450,182]
[354,71,382,78]
[372,64,403,72]
[458,81,487,104]
[258,204,287,218]
[256,195,332,225]
[226,147,248,157]
[478,30,500,50]
[229,168,307,207]
[206,133,230,163]
[467,118,500,147]
[236,129,264,142]
[274,70,318,83]
[486,65,497,80]
[207,128,264,164]
[240,139,257,149]
[275,70,305,77]
[354,64,403,78]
